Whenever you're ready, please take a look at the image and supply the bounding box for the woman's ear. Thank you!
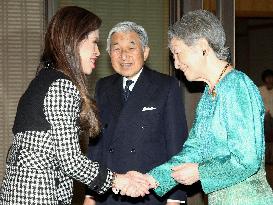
[197,38,210,56]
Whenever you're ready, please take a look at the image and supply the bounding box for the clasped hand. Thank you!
[112,163,200,198]
[113,171,158,197]
[171,163,199,185]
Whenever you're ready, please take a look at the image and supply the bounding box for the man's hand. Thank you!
[166,202,181,205]
[171,163,199,185]
[83,196,96,205]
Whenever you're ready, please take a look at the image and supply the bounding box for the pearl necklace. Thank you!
[210,63,231,98]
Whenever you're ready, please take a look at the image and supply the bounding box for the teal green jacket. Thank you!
[148,70,273,204]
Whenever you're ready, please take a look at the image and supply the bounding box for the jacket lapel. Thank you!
[106,75,124,121]
[111,67,156,144]
[125,67,153,109]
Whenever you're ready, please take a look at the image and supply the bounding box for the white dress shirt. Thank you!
[122,68,143,91]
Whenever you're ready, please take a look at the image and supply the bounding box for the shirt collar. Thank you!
[122,68,143,91]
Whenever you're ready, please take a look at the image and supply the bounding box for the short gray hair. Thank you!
[168,10,229,61]
[106,21,149,53]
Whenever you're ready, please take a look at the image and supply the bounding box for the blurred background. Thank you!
[0,1,272,204]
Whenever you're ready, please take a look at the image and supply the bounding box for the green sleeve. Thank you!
[148,125,204,196]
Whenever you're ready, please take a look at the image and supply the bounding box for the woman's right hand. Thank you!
[113,171,150,197]
[145,174,159,189]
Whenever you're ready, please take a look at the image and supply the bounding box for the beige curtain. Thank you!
[0,0,45,181]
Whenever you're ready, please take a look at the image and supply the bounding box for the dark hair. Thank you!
[39,6,102,137]
[262,69,273,82]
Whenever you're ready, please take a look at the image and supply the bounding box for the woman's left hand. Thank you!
[171,163,199,185]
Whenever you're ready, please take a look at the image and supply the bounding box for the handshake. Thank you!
[111,171,158,197]
[111,163,200,197]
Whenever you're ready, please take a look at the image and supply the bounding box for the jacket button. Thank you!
[93,185,98,190]
[104,123,108,129]
[130,148,136,153]
[109,148,114,153]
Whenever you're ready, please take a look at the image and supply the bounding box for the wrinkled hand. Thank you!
[144,174,159,189]
[113,171,150,197]
[171,163,199,185]
[127,171,158,189]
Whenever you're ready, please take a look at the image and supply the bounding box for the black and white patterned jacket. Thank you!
[0,67,113,205]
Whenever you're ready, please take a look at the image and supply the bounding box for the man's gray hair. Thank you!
[106,21,149,52]
[168,10,229,61]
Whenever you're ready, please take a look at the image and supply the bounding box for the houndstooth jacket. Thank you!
[0,67,113,205]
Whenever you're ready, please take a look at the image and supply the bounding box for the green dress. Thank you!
[148,69,273,205]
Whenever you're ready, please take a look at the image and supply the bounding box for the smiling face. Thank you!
[79,29,100,75]
[109,31,150,79]
[170,37,204,81]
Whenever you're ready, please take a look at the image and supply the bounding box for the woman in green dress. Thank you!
[147,10,273,205]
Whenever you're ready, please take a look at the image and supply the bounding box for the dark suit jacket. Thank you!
[88,66,188,205]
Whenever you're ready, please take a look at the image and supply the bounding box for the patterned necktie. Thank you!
[123,80,133,101]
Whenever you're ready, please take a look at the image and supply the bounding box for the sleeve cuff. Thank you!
[98,169,113,194]
[167,199,186,203]
[87,162,113,194]
[147,168,178,197]
[85,195,94,199]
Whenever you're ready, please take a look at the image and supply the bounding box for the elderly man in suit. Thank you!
[84,21,188,205]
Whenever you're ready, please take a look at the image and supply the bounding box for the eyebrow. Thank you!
[111,41,137,46]
[112,42,119,46]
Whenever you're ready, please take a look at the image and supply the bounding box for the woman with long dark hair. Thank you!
[0,6,149,205]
